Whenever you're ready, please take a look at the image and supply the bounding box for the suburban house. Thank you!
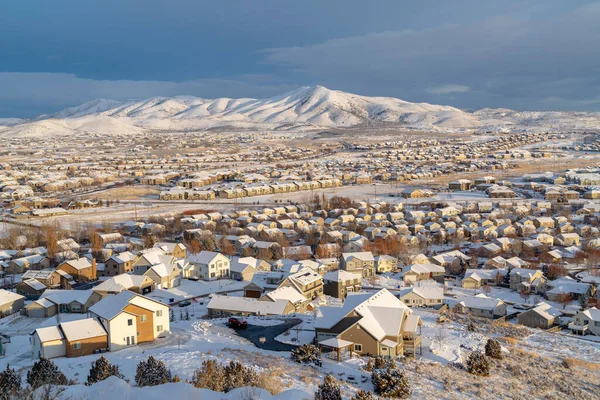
[260,285,309,313]
[569,307,600,336]
[103,251,136,277]
[279,268,324,300]
[57,258,97,282]
[15,279,47,299]
[184,251,230,280]
[545,276,595,301]
[315,289,423,358]
[0,289,25,317]
[399,285,444,308]
[323,270,362,299]
[461,269,505,289]
[26,289,101,317]
[32,319,108,359]
[452,294,507,319]
[374,255,398,274]
[517,302,562,329]
[402,264,445,283]
[509,268,546,293]
[153,242,187,258]
[143,260,183,289]
[93,274,155,296]
[340,252,376,278]
[229,259,256,281]
[207,295,294,317]
[88,291,170,351]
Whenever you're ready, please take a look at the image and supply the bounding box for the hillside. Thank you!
[2,86,600,137]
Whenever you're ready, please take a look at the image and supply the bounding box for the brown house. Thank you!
[57,258,97,282]
[323,270,362,299]
[315,289,422,358]
[61,318,108,358]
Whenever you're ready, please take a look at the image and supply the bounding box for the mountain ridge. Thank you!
[3,85,600,137]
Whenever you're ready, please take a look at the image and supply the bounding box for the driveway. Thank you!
[231,318,302,352]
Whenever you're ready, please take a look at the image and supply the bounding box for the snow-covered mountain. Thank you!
[3,86,600,137]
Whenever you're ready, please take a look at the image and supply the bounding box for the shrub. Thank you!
[224,361,259,392]
[485,339,503,360]
[467,351,491,376]
[26,357,69,389]
[0,364,21,397]
[291,344,321,365]
[86,356,123,385]
[352,389,374,400]
[134,356,172,387]
[191,360,226,392]
[372,368,411,399]
[314,374,342,400]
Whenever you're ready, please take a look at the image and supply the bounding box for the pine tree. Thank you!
[26,357,69,389]
[179,310,183,320]
[170,309,175,322]
[134,356,172,387]
[484,339,503,360]
[86,356,124,385]
[467,351,491,376]
[372,367,411,399]
[224,361,259,392]
[0,364,21,397]
[185,309,190,321]
[314,374,342,400]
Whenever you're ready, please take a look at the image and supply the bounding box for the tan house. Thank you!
[453,294,507,319]
[341,252,376,278]
[103,251,136,277]
[57,258,97,282]
[399,285,444,308]
[279,268,324,300]
[374,255,398,274]
[509,268,546,293]
[315,289,423,358]
[32,318,108,359]
[402,264,445,283]
[93,274,155,296]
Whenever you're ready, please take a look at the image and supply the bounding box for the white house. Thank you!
[89,291,170,352]
[185,251,230,280]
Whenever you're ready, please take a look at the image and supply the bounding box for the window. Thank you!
[156,310,163,317]
[140,315,147,322]
[157,325,163,332]
[354,344,362,352]
[128,319,133,326]
[381,347,388,351]
[137,331,140,337]
[73,342,81,350]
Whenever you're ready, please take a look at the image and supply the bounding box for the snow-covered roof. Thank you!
[23,279,46,291]
[186,250,225,265]
[403,263,445,274]
[34,326,64,343]
[60,318,107,342]
[456,293,504,311]
[94,274,150,293]
[0,288,24,305]
[62,257,92,270]
[89,290,137,320]
[40,289,94,305]
[207,295,290,315]
[342,252,375,262]
[264,286,306,304]
[527,302,562,320]
[323,270,361,283]
[581,307,600,321]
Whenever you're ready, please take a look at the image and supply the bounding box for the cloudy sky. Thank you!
[2,0,600,117]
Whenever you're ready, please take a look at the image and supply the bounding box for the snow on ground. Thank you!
[48,376,310,399]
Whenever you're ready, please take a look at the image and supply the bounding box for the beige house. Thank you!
[453,294,507,319]
[509,268,546,293]
[569,307,600,336]
[399,285,444,307]
[402,264,445,283]
[323,270,362,299]
[374,255,398,274]
[341,252,376,278]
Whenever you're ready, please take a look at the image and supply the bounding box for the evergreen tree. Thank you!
[185,308,190,320]
[372,368,411,398]
[352,390,374,400]
[224,361,259,392]
[134,356,172,387]
[314,374,342,400]
[179,310,183,320]
[86,356,124,385]
[26,357,69,389]
[467,351,491,376]
[0,364,21,398]
[485,339,503,360]
[170,309,175,322]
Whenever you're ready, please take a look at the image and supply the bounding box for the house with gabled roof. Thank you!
[89,290,169,352]
[341,252,375,278]
[452,293,507,319]
[399,284,444,308]
[93,273,155,296]
[517,302,561,329]
[315,289,423,358]
[569,307,600,336]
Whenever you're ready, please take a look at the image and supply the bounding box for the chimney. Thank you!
[91,258,97,280]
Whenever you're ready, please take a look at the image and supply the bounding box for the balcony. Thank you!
[568,322,589,334]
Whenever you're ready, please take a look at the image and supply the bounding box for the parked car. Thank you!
[179,300,192,307]
[228,317,247,329]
